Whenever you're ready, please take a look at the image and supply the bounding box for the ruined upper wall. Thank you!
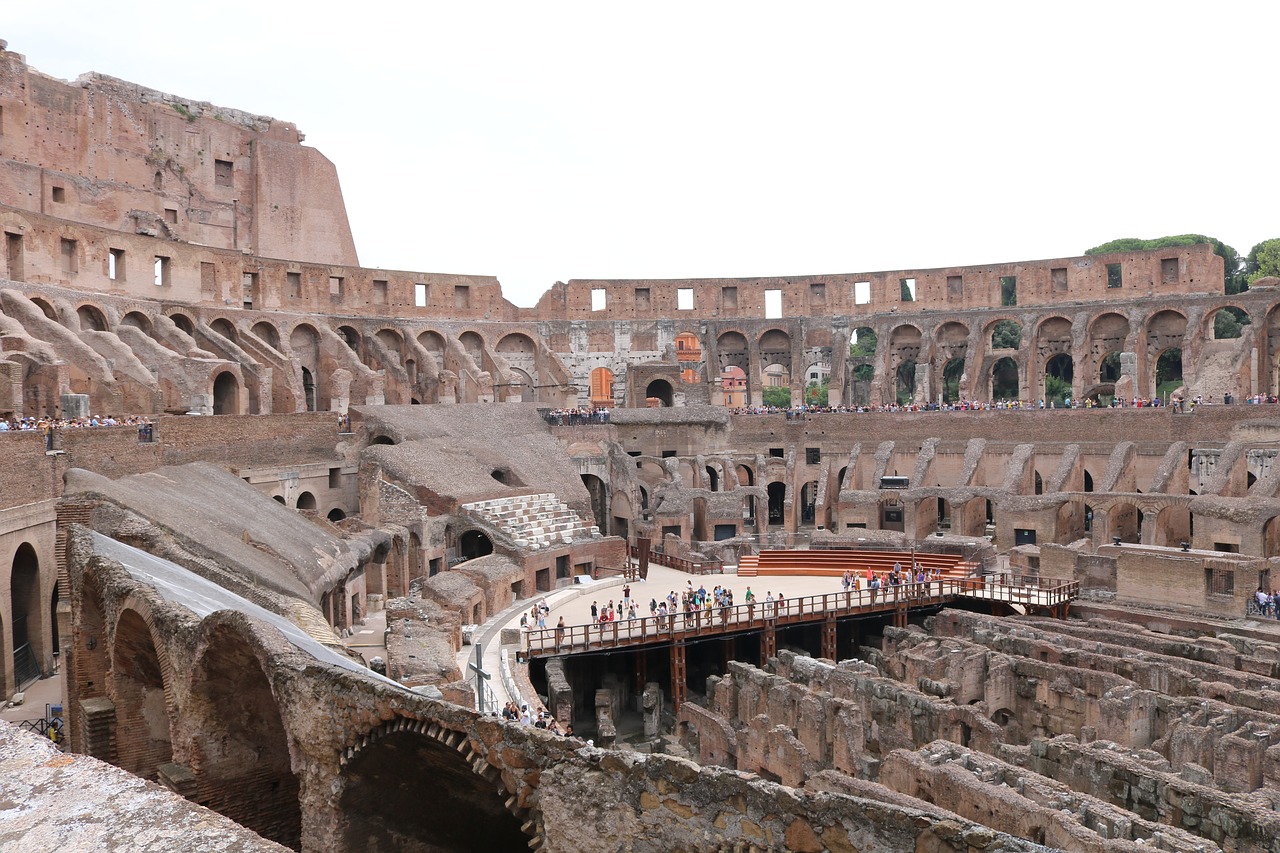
[0,41,358,267]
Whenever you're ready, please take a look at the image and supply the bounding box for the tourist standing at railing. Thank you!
[745,587,756,620]
[556,616,566,646]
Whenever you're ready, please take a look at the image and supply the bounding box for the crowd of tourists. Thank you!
[1253,588,1280,618]
[500,700,574,736]
[0,414,152,431]
[543,407,611,426]
[730,397,1189,417]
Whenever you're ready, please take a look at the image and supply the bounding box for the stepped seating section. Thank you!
[738,549,973,579]
[461,493,601,551]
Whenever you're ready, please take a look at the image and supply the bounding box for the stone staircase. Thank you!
[461,493,601,551]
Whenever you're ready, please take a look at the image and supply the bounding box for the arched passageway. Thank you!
[212,372,239,415]
[188,624,300,849]
[339,728,526,851]
[645,379,673,407]
[296,492,317,511]
[459,530,493,560]
[11,543,42,689]
[112,609,173,780]
[581,474,607,530]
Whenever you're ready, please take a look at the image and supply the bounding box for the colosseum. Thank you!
[3,37,1280,852]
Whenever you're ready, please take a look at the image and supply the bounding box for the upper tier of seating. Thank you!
[738,549,974,579]
[461,493,601,551]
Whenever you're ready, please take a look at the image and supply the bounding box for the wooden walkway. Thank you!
[525,575,1079,660]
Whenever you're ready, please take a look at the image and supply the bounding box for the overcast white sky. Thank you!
[6,3,1275,306]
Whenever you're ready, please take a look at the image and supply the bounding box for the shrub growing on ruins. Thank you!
[1086,235,1246,294]
[1247,238,1280,284]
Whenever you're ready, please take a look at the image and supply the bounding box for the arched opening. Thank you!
[1098,351,1122,394]
[1263,515,1280,558]
[645,379,673,407]
[1155,505,1192,548]
[705,465,720,492]
[112,609,173,780]
[896,360,917,404]
[338,326,361,352]
[188,623,300,849]
[1156,348,1183,398]
[297,491,317,511]
[1034,471,1043,495]
[581,474,607,530]
[327,508,347,522]
[941,357,965,404]
[169,312,195,336]
[77,304,108,332]
[767,482,787,526]
[1084,470,1094,492]
[800,480,819,525]
[990,319,1022,350]
[212,372,239,415]
[11,543,42,689]
[1212,306,1251,340]
[991,357,1019,400]
[210,318,237,342]
[120,311,152,333]
[370,435,396,446]
[459,331,484,362]
[251,322,280,350]
[301,367,316,412]
[761,363,790,406]
[1044,353,1073,403]
[459,530,493,561]
[30,297,58,322]
[1110,503,1141,544]
[273,495,286,504]
[590,367,615,408]
[338,728,526,851]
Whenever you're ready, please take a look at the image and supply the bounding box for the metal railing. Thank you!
[525,576,1078,657]
[630,546,723,575]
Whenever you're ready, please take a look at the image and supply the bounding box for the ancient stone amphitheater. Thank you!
[3,37,1280,852]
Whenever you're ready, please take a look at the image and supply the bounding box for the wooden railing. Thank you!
[524,576,1079,658]
[630,546,723,575]
[591,564,640,581]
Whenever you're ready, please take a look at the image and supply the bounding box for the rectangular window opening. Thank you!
[900,278,916,302]
[154,256,171,287]
[52,186,66,203]
[414,282,428,307]
[635,287,651,308]
[947,275,963,299]
[677,288,694,310]
[5,232,23,281]
[805,447,821,464]
[853,281,871,305]
[60,238,77,275]
[164,208,178,225]
[661,450,677,459]
[108,248,125,282]
[242,272,257,309]
[722,286,738,311]
[1161,257,1178,284]
[1205,565,1235,596]
[591,287,607,311]
[214,159,234,187]
[329,276,344,300]
[329,467,341,489]
[1106,263,1122,289]
[200,261,216,298]
[1051,268,1068,293]
[454,285,470,309]
[765,288,782,319]
[809,282,826,304]
[373,279,388,305]
[769,447,785,458]
[1000,275,1017,306]
[287,271,301,298]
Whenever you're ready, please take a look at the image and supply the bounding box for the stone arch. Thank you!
[417,330,446,367]
[327,508,346,522]
[209,317,237,342]
[717,331,750,372]
[1263,515,1280,558]
[251,321,280,350]
[186,615,301,849]
[496,332,536,354]
[1108,500,1142,544]
[212,371,239,415]
[337,325,361,352]
[1154,504,1193,548]
[29,296,58,322]
[941,358,965,404]
[991,356,1019,400]
[10,542,43,689]
[168,311,195,336]
[800,480,819,525]
[758,328,792,393]
[720,365,747,407]
[297,491,317,511]
[120,311,152,333]
[1044,353,1074,403]
[338,719,527,851]
[459,530,493,560]
[375,327,403,353]
[76,303,108,332]
[1146,310,1187,391]
[1155,347,1184,398]
[459,331,485,362]
[301,367,317,412]
[987,318,1022,351]
[71,570,111,750]
[1208,305,1251,341]
[111,606,174,780]
[645,379,673,407]
[273,495,286,504]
